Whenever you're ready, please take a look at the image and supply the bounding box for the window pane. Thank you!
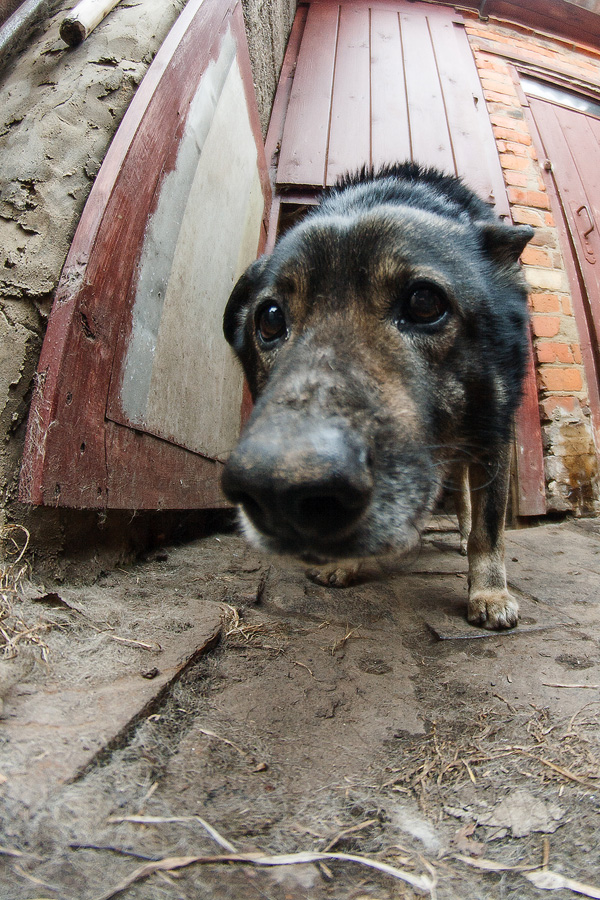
[522,75,600,119]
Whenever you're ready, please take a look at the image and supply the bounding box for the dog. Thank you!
[221,163,534,630]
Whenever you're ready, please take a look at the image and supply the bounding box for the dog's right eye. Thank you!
[256,301,287,345]
[396,282,450,330]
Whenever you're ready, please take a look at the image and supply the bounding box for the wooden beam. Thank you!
[60,0,122,46]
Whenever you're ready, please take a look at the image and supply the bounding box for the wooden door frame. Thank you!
[519,77,600,452]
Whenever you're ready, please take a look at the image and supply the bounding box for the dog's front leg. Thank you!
[466,446,519,630]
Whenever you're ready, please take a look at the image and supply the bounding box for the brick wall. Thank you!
[465,13,600,515]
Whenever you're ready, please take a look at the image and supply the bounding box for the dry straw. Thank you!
[0,524,49,661]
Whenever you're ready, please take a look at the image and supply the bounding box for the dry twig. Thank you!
[100,816,436,900]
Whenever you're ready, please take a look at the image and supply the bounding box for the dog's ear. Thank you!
[223,256,269,350]
[479,222,534,264]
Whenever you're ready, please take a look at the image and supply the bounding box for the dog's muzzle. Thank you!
[221,416,373,550]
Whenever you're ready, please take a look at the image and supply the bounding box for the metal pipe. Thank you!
[0,0,56,75]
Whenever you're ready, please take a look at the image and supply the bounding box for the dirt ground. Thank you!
[1,516,600,900]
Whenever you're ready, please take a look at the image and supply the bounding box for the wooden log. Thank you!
[60,0,121,46]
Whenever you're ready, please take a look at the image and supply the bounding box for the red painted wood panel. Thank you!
[527,97,600,452]
[399,11,454,172]
[514,343,547,515]
[277,1,484,187]
[531,100,600,348]
[370,8,410,169]
[428,16,509,217]
[326,4,371,184]
[20,0,268,509]
[276,3,339,186]
[264,4,309,178]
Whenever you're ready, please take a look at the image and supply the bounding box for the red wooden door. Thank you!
[527,94,600,452]
[20,0,270,510]
[266,0,546,516]
[275,0,508,211]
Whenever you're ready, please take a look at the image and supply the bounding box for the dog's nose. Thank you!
[222,420,373,544]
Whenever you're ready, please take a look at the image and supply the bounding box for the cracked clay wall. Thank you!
[0,0,295,576]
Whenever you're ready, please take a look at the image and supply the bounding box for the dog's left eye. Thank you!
[256,302,287,345]
[399,284,449,328]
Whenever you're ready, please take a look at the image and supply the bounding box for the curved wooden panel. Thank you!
[20,0,269,509]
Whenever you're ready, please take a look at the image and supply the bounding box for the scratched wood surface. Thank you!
[326,4,371,183]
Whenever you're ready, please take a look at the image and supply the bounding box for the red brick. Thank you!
[530,293,561,313]
[504,141,530,157]
[561,296,573,315]
[499,153,530,171]
[572,343,583,365]
[520,246,553,267]
[473,30,522,48]
[536,342,574,364]
[539,396,578,419]
[484,89,519,104]
[490,113,528,131]
[529,230,557,249]
[477,57,512,80]
[474,55,510,75]
[493,126,532,145]
[531,315,561,338]
[539,367,583,392]
[545,212,555,227]
[507,187,550,210]
[511,206,545,227]
[504,170,528,188]
[480,74,516,93]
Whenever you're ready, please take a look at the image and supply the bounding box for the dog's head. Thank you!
[222,172,533,561]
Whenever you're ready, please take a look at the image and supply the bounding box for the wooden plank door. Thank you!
[20,0,270,510]
[275,0,509,215]
[528,96,600,449]
[268,0,545,515]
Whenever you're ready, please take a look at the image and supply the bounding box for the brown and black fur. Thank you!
[222,163,534,629]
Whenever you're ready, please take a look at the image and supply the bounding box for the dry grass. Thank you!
[384,703,600,809]
[0,524,51,661]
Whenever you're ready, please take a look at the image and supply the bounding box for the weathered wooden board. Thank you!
[276,2,339,187]
[370,7,410,169]
[326,3,371,183]
[20,0,269,509]
[276,0,512,212]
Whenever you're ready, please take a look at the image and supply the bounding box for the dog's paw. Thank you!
[467,589,519,630]
[307,561,362,587]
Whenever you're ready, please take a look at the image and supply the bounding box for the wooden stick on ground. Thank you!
[60,0,122,46]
